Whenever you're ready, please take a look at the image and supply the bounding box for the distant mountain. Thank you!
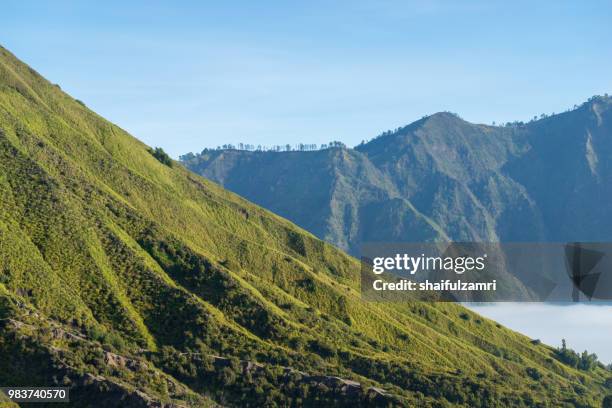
[182,96,612,255]
[186,147,443,254]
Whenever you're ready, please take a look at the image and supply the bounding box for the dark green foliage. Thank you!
[308,339,337,358]
[152,345,403,407]
[579,351,600,371]
[555,339,599,371]
[149,146,173,167]
[556,339,580,367]
[526,367,542,381]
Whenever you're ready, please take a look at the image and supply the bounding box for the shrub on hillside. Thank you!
[555,339,599,371]
[149,147,173,167]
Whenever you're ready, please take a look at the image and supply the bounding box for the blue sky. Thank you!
[3,1,612,157]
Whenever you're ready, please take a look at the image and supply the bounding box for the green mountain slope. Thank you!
[0,45,610,407]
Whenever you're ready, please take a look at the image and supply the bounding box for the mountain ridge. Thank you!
[183,95,612,255]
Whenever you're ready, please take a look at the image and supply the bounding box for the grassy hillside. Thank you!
[1,45,610,406]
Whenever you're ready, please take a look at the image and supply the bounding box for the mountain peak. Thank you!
[425,111,464,121]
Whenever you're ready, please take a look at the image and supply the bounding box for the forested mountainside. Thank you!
[1,45,611,407]
[183,96,612,255]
